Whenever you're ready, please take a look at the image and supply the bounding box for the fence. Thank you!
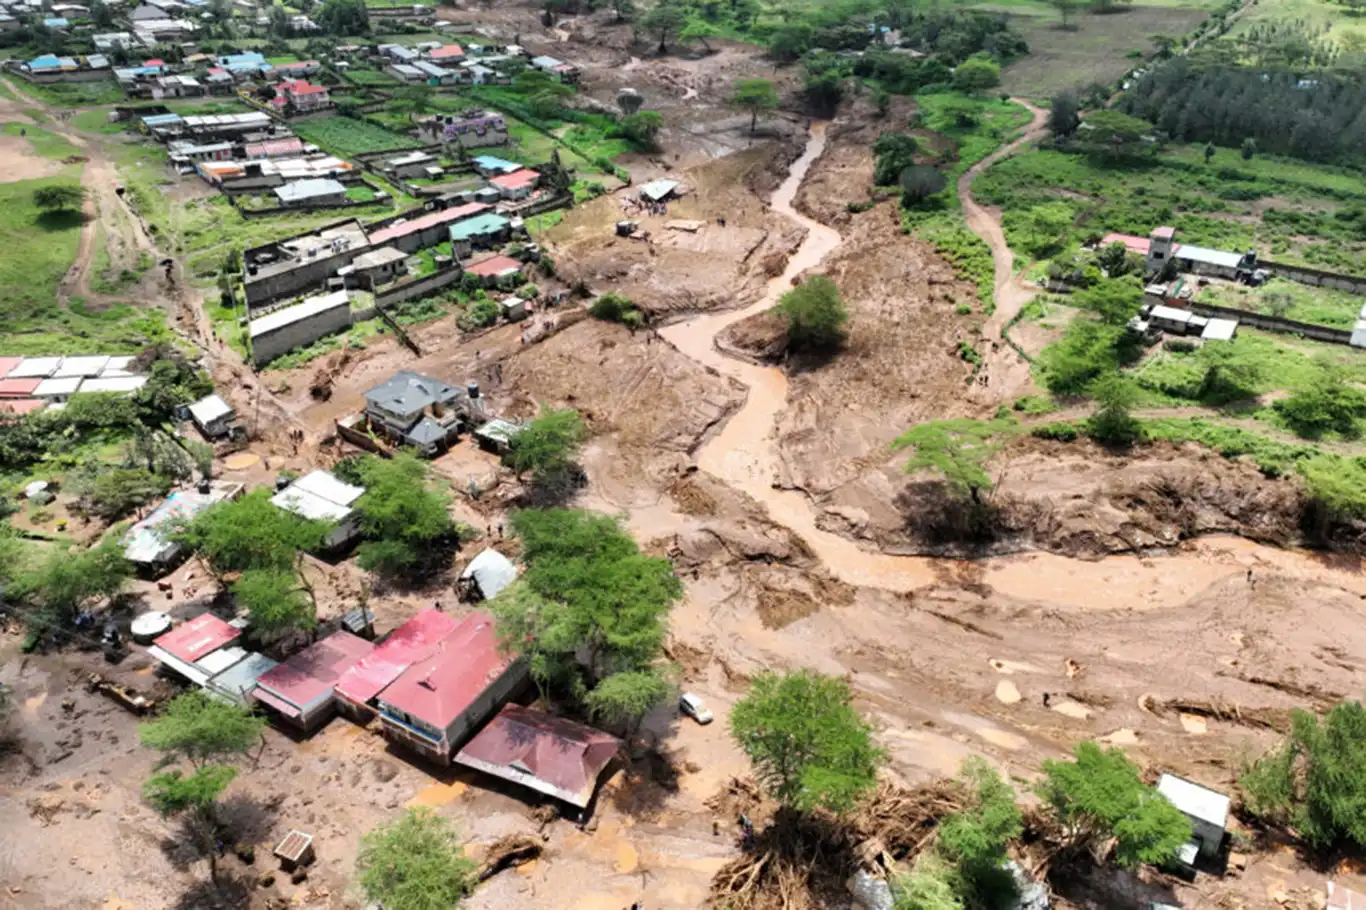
[1261,260,1366,296]
[228,178,389,219]
[1185,301,1355,346]
[373,262,466,309]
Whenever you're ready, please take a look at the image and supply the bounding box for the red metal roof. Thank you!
[0,357,22,378]
[429,44,464,59]
[1151,225,1176,239]
[253,630,374,714]
[368,203,489,246]
[1100,233,1151,256]
[455,705,621,808]
[464,255,522,277]
[376,612,514,729]
[144,58,164,66]
[0,377,42,397]
[0,398,45,416]
[244,136,304,158]
[154,612,241,663]
[280,79,328,95]
[335,608,459,707]
[489,169,539,189]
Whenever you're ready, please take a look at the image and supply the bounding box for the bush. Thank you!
[458,298,500,331]
[873,132,919,187]
[900,166,948,207]
[951,56,1000,94]
[777,275,848,354]
[589,292,644,326]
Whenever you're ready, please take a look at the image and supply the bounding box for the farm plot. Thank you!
[998,4,1210,98]
[292,116,423,156]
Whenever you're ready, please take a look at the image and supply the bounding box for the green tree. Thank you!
[9,535,131,635]
[680,16,721,51]
[1048,90,1080,136]
[938,758,1022,909]
[1017,202,1074,256]
[502,406,586,482]
[1038,741,1192,867]
[231,568,315,641]
[952,57,1001,93]
[642,1,687,53]
[589,291,643,327]
[71,466,173,521]
[1039,320,1125,395]
[1074,276,1144,325]
[394,84,434,122]
[730,670,884,814]
[900,166,947,207]
[872,132,919,186]
[174,487,328,580]
[1075,109,1154,159]
[358,808,477,910]
[318,0,369,34]
[612,0,636,21]
[1088,372,1144,445]
[354,453,455,580]
[892,419,1007,506]
[583,668,673,736]
[33,184,86,214]
[1197,342,1263,404]
[139,690,265,769]
[1301,455,1366,524]
[1274,360,1366,439]
[731,77,778,133]
[1049,0,1080,28]
[617,110,664,149]
[1241,699,1366,851]
[489,509,681,698]
[777,275,848,354]
[143,766,238,884]
[1242,137,1257,160]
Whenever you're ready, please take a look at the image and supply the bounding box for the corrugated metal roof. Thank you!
[368,203,488,246]
[0,377,42,397]
[249,291,350,337]
[464,255,521,277]
[0,357,22,378]
[253,631,374,716]
[455,705,620,808]
[188,393,233,425]
[153,612,242,663]
[1157,773,1229,828]
[459,549,516,600]
[376,612,514,728]
[335,609,460,706]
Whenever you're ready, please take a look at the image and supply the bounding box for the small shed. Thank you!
[459,548,516,601]
[188,393,236,439]
[498,296,528,322]
[1201,318,1238,342]
[473,417,522,454]
[273,830,315,872]
[1157,773,1229,865]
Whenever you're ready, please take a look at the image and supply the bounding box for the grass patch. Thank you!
[11,78,126,107]
[1199,278,1365,329]
[1,122,80,160]
[293,115,422,156]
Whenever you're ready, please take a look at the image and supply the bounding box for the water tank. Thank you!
[467,381,480,399]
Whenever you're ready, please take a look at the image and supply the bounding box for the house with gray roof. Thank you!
[363,370,465,455]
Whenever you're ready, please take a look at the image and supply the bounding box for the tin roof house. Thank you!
[251,630,375,730]
[270,469,365,549]
[375,611,526,765]
[362,370,466,455]
[334,608,458,720]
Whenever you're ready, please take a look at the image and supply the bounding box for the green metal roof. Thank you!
[449,212,510,240]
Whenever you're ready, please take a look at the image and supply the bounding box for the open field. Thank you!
[1227,0,1366,44]
[998,4,1211,97]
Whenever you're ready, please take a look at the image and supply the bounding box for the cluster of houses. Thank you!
[0,354,149,413]
[373,40,578,87]
[142,603,622,816]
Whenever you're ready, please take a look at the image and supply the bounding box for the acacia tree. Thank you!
[354,452,456,580]
[680,17,720,52]
[9,535,131,639]
[893,419,1006,507]
[358,808,477,910]
[1241,699,1366,851]
[642,1,687,53]
[731,78,778,133]
[937,758,1023,908]
[489,509,681,728]
[140,692,265,884]
[1038,741,1191,867]
[502,407,587,504]
[730,670,884,815]
[1088,372,1144,445]
[33,184,85,214]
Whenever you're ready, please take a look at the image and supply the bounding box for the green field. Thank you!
[974,146,1366,274]
[1199,278,1365,330]
[293,116,422,156]
[2,123,80,160]
[0,176,171,354]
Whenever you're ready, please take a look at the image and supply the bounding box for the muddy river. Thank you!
[658,123,1366,610]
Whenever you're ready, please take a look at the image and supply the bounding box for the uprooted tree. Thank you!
[729,670,885,815]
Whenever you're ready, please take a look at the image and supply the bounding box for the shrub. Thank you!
[777,275,848,353]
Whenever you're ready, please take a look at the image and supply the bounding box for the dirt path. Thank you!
[958,97,1049,404]
[657,121,1366,609]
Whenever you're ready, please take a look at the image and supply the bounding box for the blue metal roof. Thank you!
[473,154,520,173]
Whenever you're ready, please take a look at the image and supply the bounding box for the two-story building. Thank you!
[362,370,465,455]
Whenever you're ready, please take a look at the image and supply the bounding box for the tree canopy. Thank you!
[642,1,687,52]
[729,669,884,814]
[777,275,849,354]
[139,690,265,768]
[1274,360,1366,439]
[489,509,680,720]
[937,758,1022,909]
[951,56,1001,93]
[1073,110,1154,159]
[1038,741,1192,867]
[873,132,920,186]
[892,419,1009,505]
[732,77,778,133]
[33,183,85,214]
[358,808,477,910]
[1241,699,1366,851]
[173,487,328,578]
[354,453,456,580]
[502,407,587,504]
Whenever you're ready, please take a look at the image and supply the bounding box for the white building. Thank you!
[270,469,365,549]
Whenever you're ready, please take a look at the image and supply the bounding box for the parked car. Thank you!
[679,692,713,725]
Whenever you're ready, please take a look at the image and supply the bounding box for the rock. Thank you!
[994,680,1022,705]
[290,869,308,885]
[257,873,275,888]
[370,760,399,783]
